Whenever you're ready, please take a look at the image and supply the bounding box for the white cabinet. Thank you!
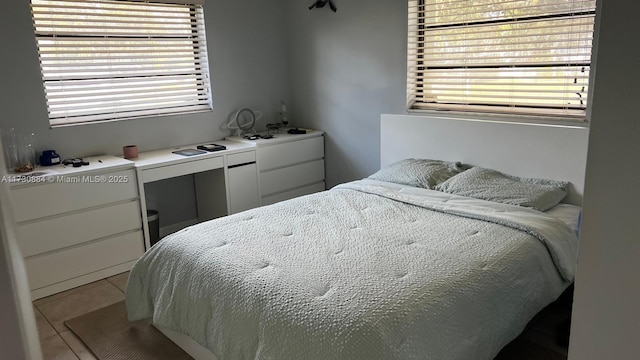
[224,149,260,214]
[9,156,144,300]
[228,162,259,214]
[227,131,325,205]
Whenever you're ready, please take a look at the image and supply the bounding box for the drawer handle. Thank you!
[228,161,256,169]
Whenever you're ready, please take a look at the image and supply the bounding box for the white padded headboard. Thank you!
[381,114,590,205]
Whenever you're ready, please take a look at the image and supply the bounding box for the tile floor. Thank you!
[33,272,129,360]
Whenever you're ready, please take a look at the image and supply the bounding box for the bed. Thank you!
[126,114,589,360]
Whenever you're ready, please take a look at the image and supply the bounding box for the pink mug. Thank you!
[123,145,138,159]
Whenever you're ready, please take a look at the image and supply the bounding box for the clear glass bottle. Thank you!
[2,128,36,172]
[280,101,288,128]
[3,128,20,172]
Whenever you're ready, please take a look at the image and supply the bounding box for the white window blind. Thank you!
[31,0,212,127]
[407,0,596,119]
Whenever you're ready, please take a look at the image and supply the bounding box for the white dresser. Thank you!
[8,155,144,299]
[227,130,325,205]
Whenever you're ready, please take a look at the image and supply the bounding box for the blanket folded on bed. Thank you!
[127,179,578,360]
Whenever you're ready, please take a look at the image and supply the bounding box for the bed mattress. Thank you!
[126,179,577,360]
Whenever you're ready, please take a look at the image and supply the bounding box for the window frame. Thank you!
[406,0,597,122]
[30,0,213,127]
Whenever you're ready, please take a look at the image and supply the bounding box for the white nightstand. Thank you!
[227,130,325,205]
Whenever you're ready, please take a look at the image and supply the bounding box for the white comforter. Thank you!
[126,179,577,360]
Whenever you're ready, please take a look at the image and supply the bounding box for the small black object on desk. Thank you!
[287,128,307,134]
[62,158,90,167]
[243,134,273,140]
[197,144,227,152]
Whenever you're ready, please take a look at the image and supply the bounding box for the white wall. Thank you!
[286,0,407,187]
[0,0,290,157]
[568,1,640,358]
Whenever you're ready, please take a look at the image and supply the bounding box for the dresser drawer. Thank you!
[262,182,325,206]
[25,230,144,290]
[227,150,256,167]
[259,159,325,196]
[16,201,141,257]
[258,136,323,171]
[11,169,138,223]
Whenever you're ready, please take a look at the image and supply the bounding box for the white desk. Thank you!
[133,140,259,249]
[132,139,259,249]
[135,131,325,248]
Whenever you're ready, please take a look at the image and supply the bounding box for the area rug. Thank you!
[66,300,566,360]
[65,301,192,360]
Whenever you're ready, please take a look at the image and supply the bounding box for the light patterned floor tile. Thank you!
[107,271,129,293]
[33,280,110,307]
[34,306,57,340]
[59,331,98,360]
[40,334,79,360]
[36,281,125,333]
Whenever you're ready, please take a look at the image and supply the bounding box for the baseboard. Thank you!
[30,260,137,300]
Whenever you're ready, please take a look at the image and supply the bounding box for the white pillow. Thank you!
[368,158,465,189]
[435,167,569,211]
[545,203,582,237]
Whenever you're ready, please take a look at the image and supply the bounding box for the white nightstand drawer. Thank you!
[227,150,256,167]
[262,182,325,205]
[258,136,323,171]
[260,159,325,196]
[11,169,138,223]
[25,230,144,290]
[17,201,141,257]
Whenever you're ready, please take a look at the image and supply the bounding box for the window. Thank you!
[31,0,212,127]
[407,0,597,119]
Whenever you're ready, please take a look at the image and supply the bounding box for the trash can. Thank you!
[147,209,160,247]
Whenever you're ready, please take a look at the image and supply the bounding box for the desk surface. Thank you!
[132,140,255,171]
[226,129,323,146]
[6,133,323,187]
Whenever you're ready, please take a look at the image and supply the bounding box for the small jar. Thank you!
[40,150,61,166]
